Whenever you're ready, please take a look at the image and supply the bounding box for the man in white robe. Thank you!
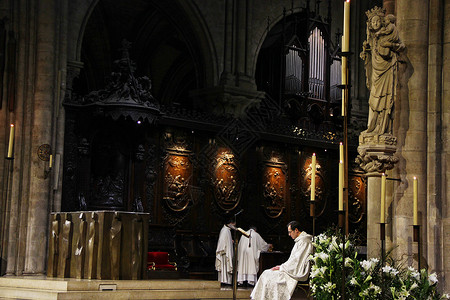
[237,227,271,286]
[250,221,313,300]
[215,220,235,285]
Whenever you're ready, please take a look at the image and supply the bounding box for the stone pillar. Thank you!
[52,0,70,213]
[4,0,39,276]
[441,0,450,292]
[394,0,428,269]
[366,174,382,258]
[221,0,234,85]
[426,0,445,290]
[192,0,261,117]
[22,0,58,275]
[357,135,398,258]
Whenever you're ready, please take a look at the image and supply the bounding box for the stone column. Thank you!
[357,135,398,258]
[394,0,428,269]
[441,0,450,292]
[4,0,39,276]
[220,0,234,85]
[366,174,382,258]
[52,0,70,213]
[22,0,58,275]
[426,0,445,289]
[192,0,261,117]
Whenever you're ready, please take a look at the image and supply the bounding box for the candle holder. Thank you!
[413,224,421,271]
[337,83,352,90]
[339,50,354,57]
[0,156,13,273]
[379,222,386,267]
[379,222,387,299]
[336,208,346,300]
[44,166,52,179]
[338,209,345,229]
[308,200,316,238]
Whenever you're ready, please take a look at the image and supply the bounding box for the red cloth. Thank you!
[147,252,177,270]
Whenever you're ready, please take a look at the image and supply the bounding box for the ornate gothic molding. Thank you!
[356,134,398,173]
[64,40,162,124]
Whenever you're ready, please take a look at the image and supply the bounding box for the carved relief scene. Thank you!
[212,148,241,212]
[261,153,287,219]
[163,153,192,212]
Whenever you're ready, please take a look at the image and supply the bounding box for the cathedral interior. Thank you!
[0,0,448,296]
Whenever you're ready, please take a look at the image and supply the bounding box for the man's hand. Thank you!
[271,265,280,271]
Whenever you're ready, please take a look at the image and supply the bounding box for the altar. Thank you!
[47,211,149,280]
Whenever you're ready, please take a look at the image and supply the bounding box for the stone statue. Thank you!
[360,7,404,136]
[47,214,60,277]
[87,212,98,279]
[110,212,122,279]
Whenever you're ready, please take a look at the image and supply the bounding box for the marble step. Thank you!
[0,277,252,300]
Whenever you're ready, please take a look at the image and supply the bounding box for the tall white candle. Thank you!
[339,160,344,210]
[342,0,350,52]
[413,177,418,225]
[311,153,316,201]
[7,124,15,158]
[341,34,347,117]
[380,173,386,223]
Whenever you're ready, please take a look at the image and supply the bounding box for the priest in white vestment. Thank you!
[250,221,313,300]
[237,227,271,286]
[215,220,235,285]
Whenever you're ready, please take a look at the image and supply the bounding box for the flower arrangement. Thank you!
[309,230,449,300]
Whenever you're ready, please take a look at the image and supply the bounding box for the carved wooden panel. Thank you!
[262,161,287,218]
[348,175,366,224]
[163,153,192,212]
[300,154,327,217]
[212,148,241,211]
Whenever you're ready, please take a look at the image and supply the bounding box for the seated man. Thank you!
[237,226,272,286]
[250,221,313,300]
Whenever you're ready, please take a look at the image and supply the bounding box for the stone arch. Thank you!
[66,0,218,106]
[252,8,304,82]
[67,0,100,62]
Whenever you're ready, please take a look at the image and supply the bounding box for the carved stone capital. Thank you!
[356,133,398,173]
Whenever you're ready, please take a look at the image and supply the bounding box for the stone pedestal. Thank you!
[356,134,398,174]
[47,211,149,280]
[357,133,398,259]
[366,175,382,258]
